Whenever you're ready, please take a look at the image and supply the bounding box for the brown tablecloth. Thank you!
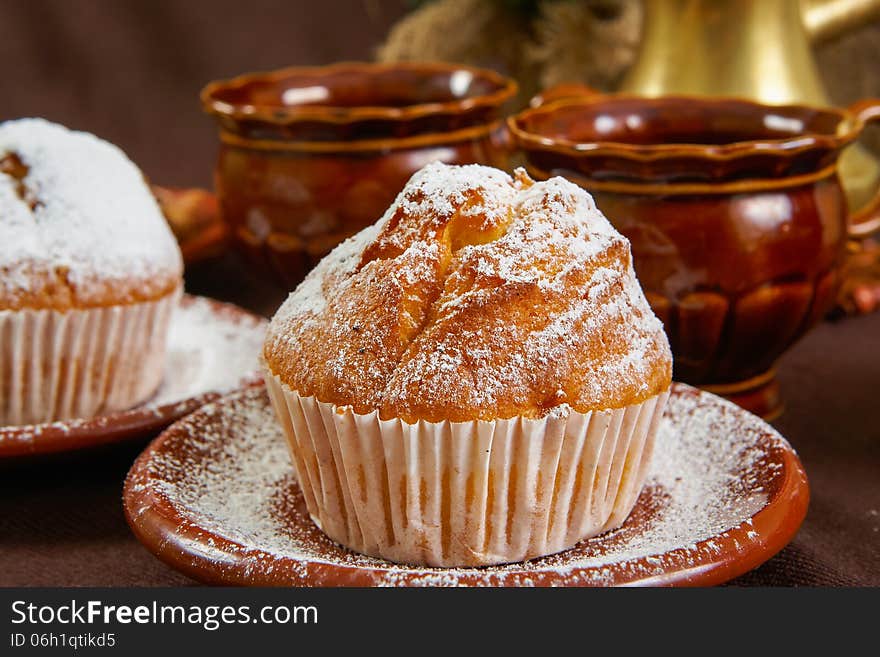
[1,254,878,586]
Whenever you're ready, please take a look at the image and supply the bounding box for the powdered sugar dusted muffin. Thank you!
[263,162,672,567]
[0,118,183,425]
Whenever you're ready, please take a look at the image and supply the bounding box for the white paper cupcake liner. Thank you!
[0,287,180,426]
[265,371,669,568]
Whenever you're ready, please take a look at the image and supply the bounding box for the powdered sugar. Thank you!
[0,118,182,304]
[130,384,792,586]
[397,161,514,227]
[147,296,267,407]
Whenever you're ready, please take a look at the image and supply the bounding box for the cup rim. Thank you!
[508,94,863,162]
[201,60,518,126]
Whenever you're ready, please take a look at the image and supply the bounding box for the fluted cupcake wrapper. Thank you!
[0,288,180,426]
[265,372,669,568]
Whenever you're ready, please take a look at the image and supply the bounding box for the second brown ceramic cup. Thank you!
[510,92,880,419]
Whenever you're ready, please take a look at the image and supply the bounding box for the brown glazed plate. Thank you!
[0,295,266,459]
[124,383,809,586]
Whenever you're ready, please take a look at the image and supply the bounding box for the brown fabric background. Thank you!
[0,0,407,189]
[0,0,878,586]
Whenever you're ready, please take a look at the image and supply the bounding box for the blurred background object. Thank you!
[619,0,880,212]
[152,185,226,264]
[378,0,644,105]
[834,237,880,314]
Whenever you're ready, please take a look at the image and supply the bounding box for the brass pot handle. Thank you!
[848,98,880,239]
[529,83,601,109]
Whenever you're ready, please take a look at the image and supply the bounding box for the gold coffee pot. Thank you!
[620,0,880,210]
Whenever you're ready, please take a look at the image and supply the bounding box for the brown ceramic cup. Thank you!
[509,91,880,419]
[202,62,517,290]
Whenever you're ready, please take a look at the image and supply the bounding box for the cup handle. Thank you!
[529,83,601,109]
[847,98,880,239]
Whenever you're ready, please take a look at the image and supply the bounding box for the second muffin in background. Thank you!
[0,118,183,425]
[263,162,672,567]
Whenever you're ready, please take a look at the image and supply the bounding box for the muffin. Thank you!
[263,162,672,567]
[0,118,183,425]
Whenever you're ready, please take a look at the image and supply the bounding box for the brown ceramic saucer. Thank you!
[0,295,266,459]
[124,383,809,587]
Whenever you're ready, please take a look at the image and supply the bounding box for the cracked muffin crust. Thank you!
[264,162,671,423]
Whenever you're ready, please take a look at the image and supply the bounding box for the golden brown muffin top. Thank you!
[0,119,182,311]
[264,162,671,423]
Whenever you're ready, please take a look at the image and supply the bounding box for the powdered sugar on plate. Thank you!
[129,383,803,586]
[147,296,266,408]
